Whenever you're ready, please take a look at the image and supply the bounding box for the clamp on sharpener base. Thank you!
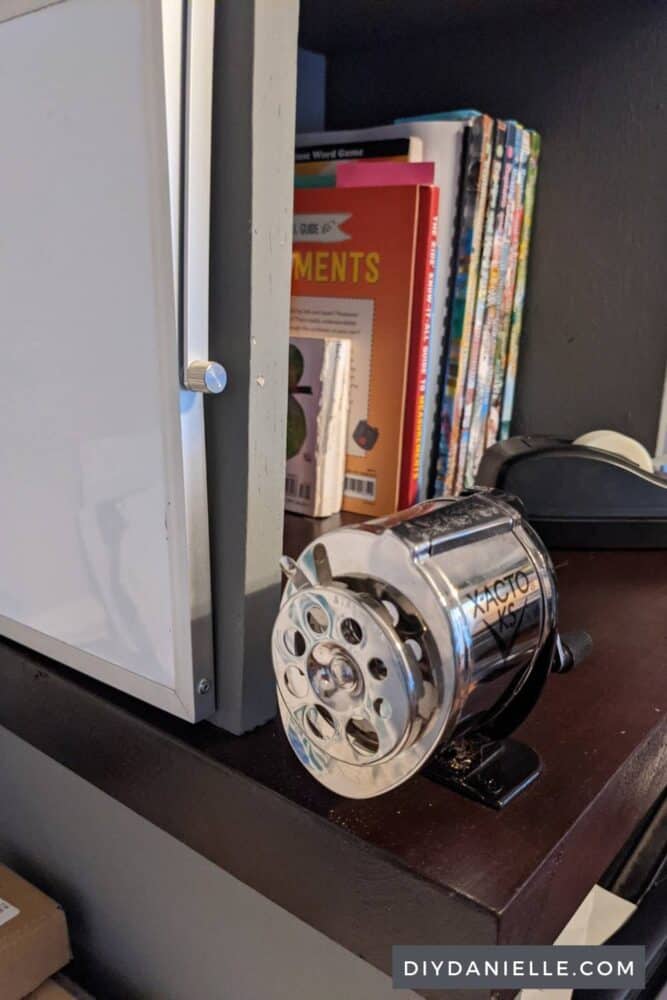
[423,735,542,809]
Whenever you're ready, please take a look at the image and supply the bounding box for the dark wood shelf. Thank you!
[0,518,665,996]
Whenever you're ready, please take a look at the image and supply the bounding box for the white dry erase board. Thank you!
[0,0,218,719]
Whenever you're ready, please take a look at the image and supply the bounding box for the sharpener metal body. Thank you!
[272,491,558,798]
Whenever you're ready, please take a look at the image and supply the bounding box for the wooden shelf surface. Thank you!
[0,514,664,996]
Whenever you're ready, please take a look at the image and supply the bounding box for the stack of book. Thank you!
[286,111,541,517]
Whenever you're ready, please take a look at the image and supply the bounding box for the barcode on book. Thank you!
[285,476,311,501]
[344,474,376,501]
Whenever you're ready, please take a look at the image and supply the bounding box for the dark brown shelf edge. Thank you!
[0,637,496,991]
[497,720,666,944]
[1,632,665,993]
[2,520,666,995]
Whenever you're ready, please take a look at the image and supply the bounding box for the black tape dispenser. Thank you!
[476,433,667,548]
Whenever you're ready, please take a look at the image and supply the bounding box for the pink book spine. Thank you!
[336,161,435,188]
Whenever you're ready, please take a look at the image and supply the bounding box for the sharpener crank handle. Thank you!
[553,630,594,674]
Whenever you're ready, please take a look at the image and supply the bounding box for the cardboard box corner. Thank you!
[0,864,71,1000]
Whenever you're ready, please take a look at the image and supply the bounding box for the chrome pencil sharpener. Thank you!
[273,489,592,804]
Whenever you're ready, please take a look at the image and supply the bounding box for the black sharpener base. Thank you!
[423,734,542,809]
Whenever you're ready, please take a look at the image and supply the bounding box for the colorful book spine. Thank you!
[445,121,507,495]
[485,126,531,450]
[418,244,441,498]
[400,186,440,508]
[500,131,541,440]
[461,121,520,490]
[433,115,494,496]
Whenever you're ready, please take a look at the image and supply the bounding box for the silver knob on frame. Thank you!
[185,360,227,394]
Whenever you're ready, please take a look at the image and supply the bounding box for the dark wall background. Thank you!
[297,47,326,131]
[308,0,667,450]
